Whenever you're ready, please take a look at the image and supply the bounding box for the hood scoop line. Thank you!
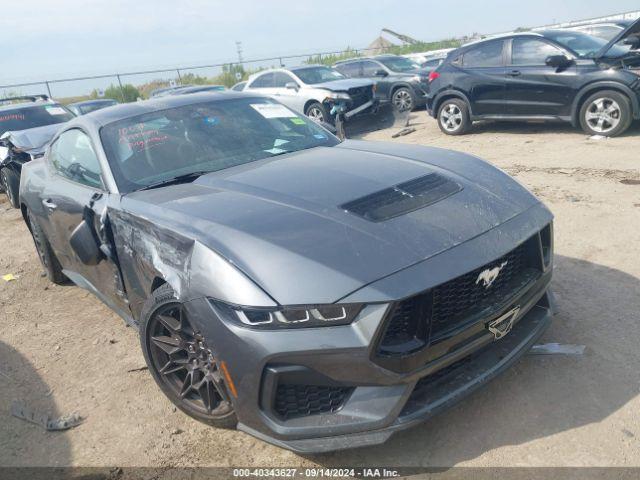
[341,173,462,222]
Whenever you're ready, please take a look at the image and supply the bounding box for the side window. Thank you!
[248,72,274,89]
[512,38,564,65]
[463,41,504,67]
[361,61,381,76]
[49,130,103,189]
[272,72,296,88]
[336,62,361,77]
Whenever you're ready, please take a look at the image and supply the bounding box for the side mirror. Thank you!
[545,54,571,69]
[69,219,104,265]
[285,82,299,90]
[623,35,640,50]
[374,69,388,77]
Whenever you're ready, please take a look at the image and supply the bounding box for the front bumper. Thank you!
[184,206,555,453]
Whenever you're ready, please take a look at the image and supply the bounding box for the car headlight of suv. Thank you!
[212,300,364,329]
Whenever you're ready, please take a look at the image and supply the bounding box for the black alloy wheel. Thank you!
[142,285,236,428]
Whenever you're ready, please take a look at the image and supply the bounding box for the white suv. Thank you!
[244,65,377,124]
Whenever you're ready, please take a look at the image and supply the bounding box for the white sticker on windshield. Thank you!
[46,106,68,116]
[251,104,297,119]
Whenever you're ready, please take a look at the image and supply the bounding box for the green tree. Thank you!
[100,83,141,103]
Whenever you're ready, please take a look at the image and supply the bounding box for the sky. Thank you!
[1,0,638,95]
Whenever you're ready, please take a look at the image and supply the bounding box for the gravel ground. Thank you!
[0,112,639,471]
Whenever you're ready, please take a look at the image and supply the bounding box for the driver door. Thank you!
[41,128,129,314]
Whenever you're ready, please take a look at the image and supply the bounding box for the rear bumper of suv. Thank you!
[185,207,554,453]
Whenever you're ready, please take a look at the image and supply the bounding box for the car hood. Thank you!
[0,123,62,154]
[121,140,541,305]
[596,17,640,58]
[311,78,374,92]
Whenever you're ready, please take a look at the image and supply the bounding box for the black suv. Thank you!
[0,96,74,207]
[334,55,430,112]
[426,20,640,136]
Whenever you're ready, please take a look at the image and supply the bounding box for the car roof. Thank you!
[67,91,261,129]
[0,100,57,113]
[461,31,543,48]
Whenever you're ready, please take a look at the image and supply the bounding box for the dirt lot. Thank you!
[1,113,639,470]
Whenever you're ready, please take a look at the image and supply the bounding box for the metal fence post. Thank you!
[45,81,52,98]
[116,74,126,102]
[176,69,182,84]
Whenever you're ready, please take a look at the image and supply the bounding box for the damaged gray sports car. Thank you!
[19,92,555,452]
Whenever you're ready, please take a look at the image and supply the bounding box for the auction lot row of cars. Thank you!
[0,18,637,453]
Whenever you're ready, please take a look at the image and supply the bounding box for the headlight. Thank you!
[213,301,364,329]
[323,91,351,101]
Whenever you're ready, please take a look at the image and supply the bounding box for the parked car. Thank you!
[0,95,74,207]
[426,19,640,136]
[563,20,633,41]
[166,85,226,95]
[243,65,376,124]
[67,99,118,116]
[149,85,193,98]
[334,55,431,111]
[19,92,554,453]
[231,81,247,92]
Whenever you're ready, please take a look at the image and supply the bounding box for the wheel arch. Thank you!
[572,82,639,127]
[433,90,474,118]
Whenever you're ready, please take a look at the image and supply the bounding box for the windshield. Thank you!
[100,97,340,193]
[377,56,421,72]
[292,67,345,84]
[544,30,631,58]
[0,104,74,136]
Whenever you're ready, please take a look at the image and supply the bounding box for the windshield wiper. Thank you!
[138,170,213,191]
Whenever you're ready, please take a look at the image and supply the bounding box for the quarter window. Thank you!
[463,41,504,67]
[512,38,564,65]
[49,130,103,189]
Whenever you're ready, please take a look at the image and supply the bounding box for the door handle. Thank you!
[507,70,522,77]
[42,199,57,210]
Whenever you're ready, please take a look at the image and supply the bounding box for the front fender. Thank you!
[571,80,640,125]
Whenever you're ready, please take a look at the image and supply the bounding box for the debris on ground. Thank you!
[11,401,83,431]
[588,134,608,141]
[620,179,640,185]
[2,273,17,282]
[392,127,416,138]
[529,343,586,355]
[126,366,148,373]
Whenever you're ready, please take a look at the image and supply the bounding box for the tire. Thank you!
[140,283,238,429]
[437,98,471,135]
[26,210,67,285]
[579,90,632,137]
[1,168,19,209]
[392,87,415,112]
[305,102,331,124]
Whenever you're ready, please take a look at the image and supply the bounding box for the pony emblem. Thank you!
[475,261,508,289]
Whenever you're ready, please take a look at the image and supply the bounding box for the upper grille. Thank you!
[348,86,373,108]
[274,384,353,420]
[377,235,541,356]
[341,173,462,222]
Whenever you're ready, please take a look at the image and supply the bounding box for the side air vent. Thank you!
[341,173,462,222]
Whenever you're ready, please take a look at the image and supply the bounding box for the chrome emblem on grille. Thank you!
[487,306,520,340]
[475,261,508,289]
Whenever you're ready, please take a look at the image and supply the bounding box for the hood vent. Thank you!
[341,173,462,222]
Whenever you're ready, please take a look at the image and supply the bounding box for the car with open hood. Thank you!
[19,92,555,452]
[334,55,432,112]
[426,19,640,136]
[243,65,377,124]
[0,95,74,207]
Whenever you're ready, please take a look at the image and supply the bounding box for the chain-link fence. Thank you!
[0,45,432,103]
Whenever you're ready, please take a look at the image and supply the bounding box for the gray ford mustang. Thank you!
[19,92,554,452]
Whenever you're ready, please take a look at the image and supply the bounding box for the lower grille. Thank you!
[274,384,353,420]
[377,233,543,357]
[348,86,373,109]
